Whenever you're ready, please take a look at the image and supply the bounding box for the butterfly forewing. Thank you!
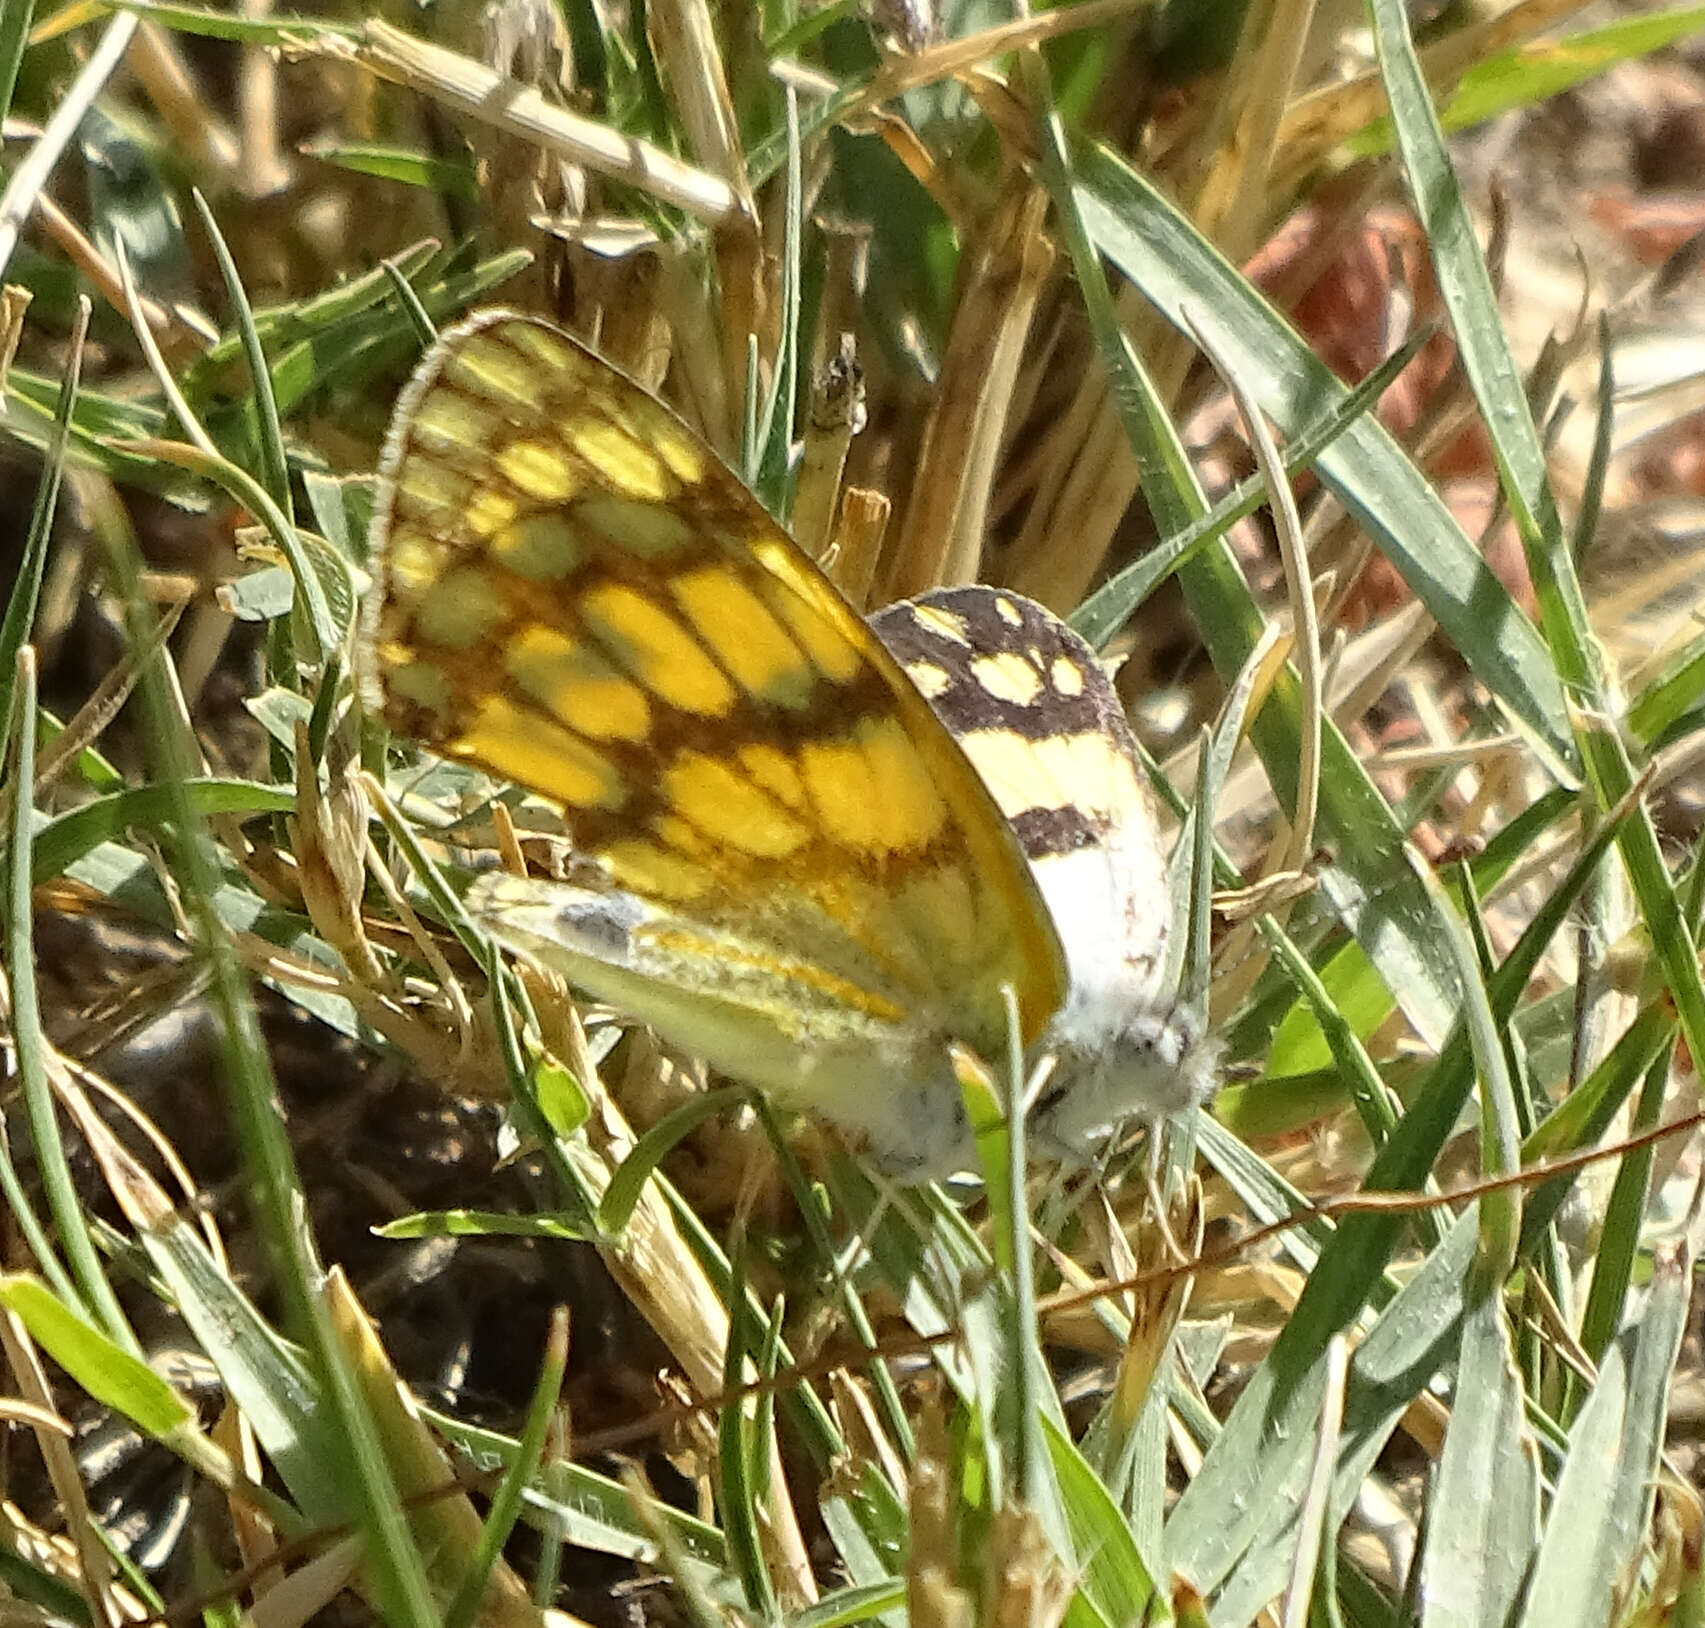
[364,311,1067,1110]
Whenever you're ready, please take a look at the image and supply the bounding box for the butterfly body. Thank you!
[365,310,1209,1173]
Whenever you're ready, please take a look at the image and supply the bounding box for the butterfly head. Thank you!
[1032,995,1218,1158]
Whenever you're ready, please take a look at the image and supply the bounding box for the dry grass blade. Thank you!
[333,22,745,227]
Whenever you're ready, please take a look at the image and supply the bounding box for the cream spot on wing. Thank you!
[970,651,1043,705]
[1028,731,1145,813]
[948,729,1051,821]
[903,659,952,700]
[913,603,971,644]
[994,594,1024,626]
[1050,655,1086,697]
[955,728,1143,822]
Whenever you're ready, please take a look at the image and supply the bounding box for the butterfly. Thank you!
[363,309,1211,1173]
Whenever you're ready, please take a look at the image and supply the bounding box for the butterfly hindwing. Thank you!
[871,586,1211,1145]
[869,586,1171,1011]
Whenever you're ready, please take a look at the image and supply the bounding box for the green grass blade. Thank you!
[1420,5,1705,142]
[93,496,441,1628]
[207,206,296,508]
[1369,0,1598,701]
[6,645,137,1344]
[1259,922,1398,1148]
[107,0,358,42]
[31,779,294,881]
[432,1410,728,1563]
[1071,330,1428,650]
[1421,1291,1539,1625]
[1571,317,1614,567]
[716,1234,779,1618]
[0,298,86,728]
[443,1308,568,1628]
[301,140,481,196]
[1028,57,1203,541]
[0,0,32,124]
[1067,136,1574,775]
[0,1274,229,1477]
[1171,1216,1478,1612]
[1369,0,1705,1164]
[1519,1239,1692,1627]
[1056,136,1541,1055]
[1042,1416,1159,1624]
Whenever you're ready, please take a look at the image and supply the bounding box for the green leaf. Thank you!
[1355,5,1705,150]
[0,1275,193,1437]
[1170,1216,1478,1611]
[1265,939,1396,1080]
[300,140,480,197]
[377,1210,600,1242]
[1043,1416,1158,1625]
[221,564,297,621]
[432,1410,728,1564]
[32,779,294,882]
[110,0,357,41]
[598,1086,746,1234]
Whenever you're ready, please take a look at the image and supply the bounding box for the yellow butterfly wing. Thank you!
[363,310,1066,1161]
